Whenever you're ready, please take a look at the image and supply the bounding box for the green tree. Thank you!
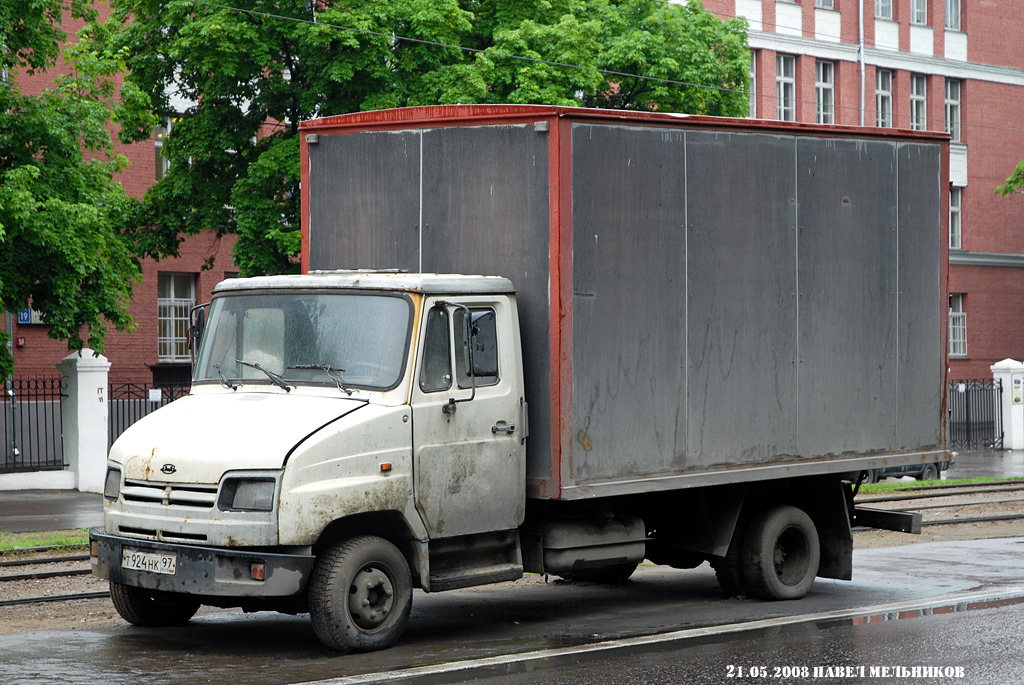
[0,0,151,377]
[99,0,749,276]
[997,161,1024,196]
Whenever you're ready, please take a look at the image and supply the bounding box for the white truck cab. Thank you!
[92,272,528,651]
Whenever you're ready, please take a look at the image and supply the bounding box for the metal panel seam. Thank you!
[794,136,800,451]
[895,144,900,443]
[418,130,424,273]
[683,131,689,467]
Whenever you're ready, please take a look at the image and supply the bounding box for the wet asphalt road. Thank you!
[2,538,1023,685]
[946,449,1024,480]
[482,599,1024,685]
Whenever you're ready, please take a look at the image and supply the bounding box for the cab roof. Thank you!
[213,271,516,295]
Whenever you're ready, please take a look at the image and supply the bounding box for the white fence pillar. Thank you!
[991,358,1024,451]
[57,349,110,493]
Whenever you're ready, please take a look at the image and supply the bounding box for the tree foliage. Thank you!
[98,0,750,276]
[997,160,1024,197]
[0,0,149,376]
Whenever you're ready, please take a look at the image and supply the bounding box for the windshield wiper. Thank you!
[288,364,354,395]
[214,364,237,391]
[235,359,292,392]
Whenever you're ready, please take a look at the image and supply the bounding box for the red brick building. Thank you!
[4,7,236,385]
[701,0,1024,380]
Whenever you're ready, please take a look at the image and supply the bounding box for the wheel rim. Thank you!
[348,565,395,632]
[773,525,811,586]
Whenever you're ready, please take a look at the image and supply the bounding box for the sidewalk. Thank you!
[0,490,104,533]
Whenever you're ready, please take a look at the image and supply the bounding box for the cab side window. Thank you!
[419,306,452,393]
[455,308,499,388]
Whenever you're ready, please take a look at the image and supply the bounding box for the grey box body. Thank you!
[301,106,947,501]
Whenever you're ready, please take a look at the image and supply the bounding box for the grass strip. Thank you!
[0,528,90,554]
[859,476,1024,496]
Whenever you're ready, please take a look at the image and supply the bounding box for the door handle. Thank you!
[491,423,515,434]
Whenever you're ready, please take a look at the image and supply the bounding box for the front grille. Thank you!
[121,479,219,508]
[117,526,208,542]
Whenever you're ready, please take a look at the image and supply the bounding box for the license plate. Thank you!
[122,548,177,575]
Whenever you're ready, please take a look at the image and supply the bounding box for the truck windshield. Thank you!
[193,291,412,390]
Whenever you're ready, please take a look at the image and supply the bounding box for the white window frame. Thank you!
[158,274,196,363]
[876,0,892,20]
[910,74,927,131]
[949,187,962,250]
[815,0,834,8]
[946,0,961,30]
[776,54,796,122]
[911,0,928,25]
[876,70,893,128]
[154,118,173,182]
[945,79,961,142]
[949,294,967,358]
[749,51,757,118]
[816,60,835,125]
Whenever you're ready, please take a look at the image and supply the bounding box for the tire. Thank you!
[860,469,878,484]
[109,582,201,627]
[309,536,413,652]
[574,563,639,584]
[740,506,820,601]
[710,521,748,598]
[919,463,939,481]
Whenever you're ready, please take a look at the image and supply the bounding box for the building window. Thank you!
[154,119,173,182]
[910,74,927,131]
[876,0,892,19]
[816,60,835,125]
[815,0,834,8]
[748,51,757,118]
[911,0,927,24]
[949,294,967,358]
[776,54,796,122]
[876,70,893,128]
[158,274,196,363]
[945,79,961,142]
[946,0,961,30]
[949,187,962,250]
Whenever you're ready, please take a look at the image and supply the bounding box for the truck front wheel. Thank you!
[740,506,819,601]
[309,536,413,652]
[109,582,201,627]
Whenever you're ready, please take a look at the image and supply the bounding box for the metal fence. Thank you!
[109,383,190,448]
[948,379,1003,450]
[0,377,66,474]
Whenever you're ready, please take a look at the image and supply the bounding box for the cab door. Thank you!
[411,296,526,539]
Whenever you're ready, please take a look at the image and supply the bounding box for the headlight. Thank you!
[103,467,122,501]
[218,478,277,512]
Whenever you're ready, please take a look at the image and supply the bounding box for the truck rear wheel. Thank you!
[741,506,819,601]
[920,463,939,481]
[109,582,201,627]
[309,536,413,652]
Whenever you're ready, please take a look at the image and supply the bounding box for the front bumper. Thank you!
[90,528,314,597]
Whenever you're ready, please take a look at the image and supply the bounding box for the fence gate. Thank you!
[0,377,66,474]
[108,383,190,448]
[948,379,1003,450]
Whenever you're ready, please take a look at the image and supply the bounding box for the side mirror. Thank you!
[189,303,210,367]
